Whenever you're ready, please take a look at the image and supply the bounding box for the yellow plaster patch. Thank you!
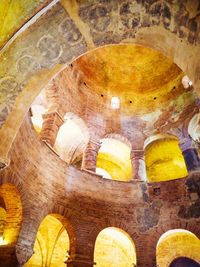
[157,229,200,267]
[26,215,70,267]
[145,138,188,182]
[94,227,136,267]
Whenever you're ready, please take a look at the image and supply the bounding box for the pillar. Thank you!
[179,137,200,172]
[40,111,64,147]
[131,150,147,180]
[16,244,34,267]
[81,139,101,172]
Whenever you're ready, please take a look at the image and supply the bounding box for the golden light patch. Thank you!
[145,138,188,182]
[96,138,132,181]
[26,215,70,267]
[74,44,187,114]
[0,184,22,245]
[157,229,200,267]
[94,227,136,267]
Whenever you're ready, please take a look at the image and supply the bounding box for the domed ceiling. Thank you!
[74,44,192,115]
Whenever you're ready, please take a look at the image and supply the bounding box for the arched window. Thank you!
[25,215,71,267]
[96,137,132,181]
[144,134,188,182]
[188,113,200,143]
[30,89,47,134]
[156,229,200,267]
[53,113,89,165]
[94,227,136,267]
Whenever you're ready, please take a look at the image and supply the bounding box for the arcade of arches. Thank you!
[0,1,200,267]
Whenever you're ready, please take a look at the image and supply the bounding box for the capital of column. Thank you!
[131,150,145,160]
[40,111,64,147]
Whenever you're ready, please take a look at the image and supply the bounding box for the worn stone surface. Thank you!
[0,1,200,267]
[0,116,199,266]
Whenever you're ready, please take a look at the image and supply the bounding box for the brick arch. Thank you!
[0,183,23,266]
[94,225,137,266]
[50,205,77,260]
[0,0,199,166]
[0,183,23,245]
[103,133,132,150]
[0,176,40,266]
[92,219,141,262]
[59,112,90,163]
[25,213,75,267]
[139,221,200,267]
[50,213,76,259]
[156,229,200,267]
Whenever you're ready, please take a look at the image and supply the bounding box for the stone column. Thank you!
[16,244,34,267]
[40,111,64,147]
[179,137,200,172]
[81,139,101,172]
[131,150,147,180]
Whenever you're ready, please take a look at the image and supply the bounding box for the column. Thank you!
[16,244,34,267]
[131,150,147,180]
[179,137,200,172]
[81,139,101,172]
[40,111,64,147]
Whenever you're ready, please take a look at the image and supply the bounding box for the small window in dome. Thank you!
[111,96,120,109]
[182,75,192,88]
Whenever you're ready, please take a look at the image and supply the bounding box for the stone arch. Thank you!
[0,1,199,167]
[53,112,89,165]
[94,227,137,267]
[156,229,200,267]
[25,213,75,267]
[144,133,188,182]
[96,134,133,181]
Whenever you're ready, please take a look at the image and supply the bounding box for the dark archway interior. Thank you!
[170,257,200,267]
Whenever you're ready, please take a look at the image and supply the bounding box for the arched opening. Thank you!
[156,229,200,267]
[144,134,188,182]
[94,227,136,267]
[25,214,71,267]
[188,113,200,143]
[53,112,89,165]
[0,183,22,245]
[30,89,48,134]
[0,197,6,244]
[0,184,22,266]
[170,257,200,267]
[96,137,132,181]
